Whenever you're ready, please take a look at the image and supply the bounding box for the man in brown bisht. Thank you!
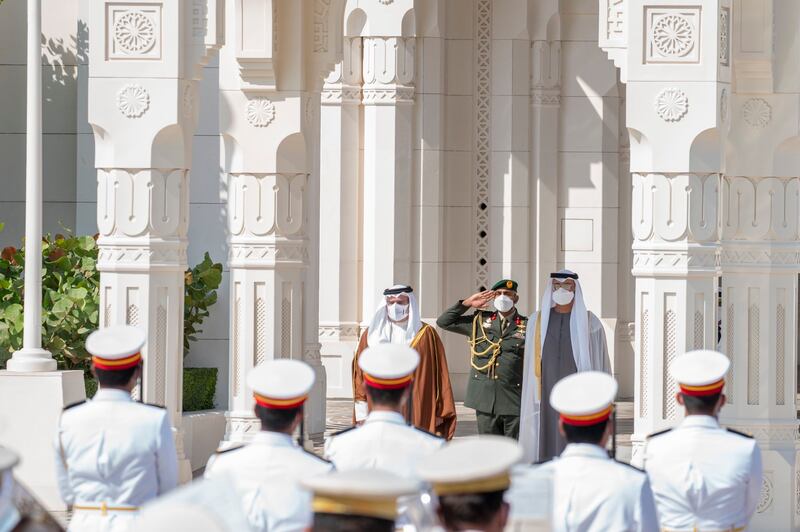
[352,284,457,439]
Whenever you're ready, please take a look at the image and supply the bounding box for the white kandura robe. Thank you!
[519,271,611,463]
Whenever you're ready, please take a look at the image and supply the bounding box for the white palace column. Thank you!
[718,4,800,525]
[87,0,223,481]
[344,2,416,316]
[599,0,728,461]
[318,38,362,398]
[220,0,342,442]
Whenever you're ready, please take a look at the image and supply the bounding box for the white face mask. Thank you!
[552,287,575,306]
[387,303,409,321]
[493,294,514,313]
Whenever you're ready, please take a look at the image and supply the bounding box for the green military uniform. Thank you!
[436,280,527,438]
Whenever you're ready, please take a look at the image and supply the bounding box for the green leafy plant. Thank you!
[0,232,99,369]
[0,228,223,370]
[184,252,223,357]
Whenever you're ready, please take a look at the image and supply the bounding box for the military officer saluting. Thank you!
[204,359,333,531]
[642,350,763,531]
[55,325,178,532]
[437,279,527,438]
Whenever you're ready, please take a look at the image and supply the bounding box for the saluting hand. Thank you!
[463,290,496,309]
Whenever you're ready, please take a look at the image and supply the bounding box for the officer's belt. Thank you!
[73,502,139,516]
[661,527,745,532]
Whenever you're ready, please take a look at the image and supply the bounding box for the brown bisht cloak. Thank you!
[352,323,457,439]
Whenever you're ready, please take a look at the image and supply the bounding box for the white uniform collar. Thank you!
[252,431,297,447]
[677,415,720,430]
[559,443,610,461]
[92,388,133,402]
[364,411,406,425]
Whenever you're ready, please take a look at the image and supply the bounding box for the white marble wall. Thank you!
[1,0,634,406]
[0,0,79,242]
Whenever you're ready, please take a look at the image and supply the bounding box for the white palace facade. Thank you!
[0,0,799,528]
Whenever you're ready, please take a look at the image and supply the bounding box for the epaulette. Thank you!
[62,400,86,411]
[215,444,244,455]
[646,428,672,439]
[331,426,357,437]
[614,459,645,473]
[413,426,444,440]
[726,428,754,439]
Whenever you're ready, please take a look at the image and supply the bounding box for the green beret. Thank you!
[491,279,518,292]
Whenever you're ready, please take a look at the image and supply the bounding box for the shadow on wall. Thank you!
[0,18,87,248]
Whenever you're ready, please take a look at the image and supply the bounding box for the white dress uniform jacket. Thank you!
[204,431,333,532]
[324,411,444,479]
[522,443,658,532]
[54,388,178,532]
[643,415,762,531]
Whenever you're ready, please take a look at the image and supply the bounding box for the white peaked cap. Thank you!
[670,350,730,387]
[416,435,523,495]
[358,344,420,379]
[550,371,618,420]
[0,448,19,472]
[247,359,315,404]
[85,325,146,359]
[301,469,420,521]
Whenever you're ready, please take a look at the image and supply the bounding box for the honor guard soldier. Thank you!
[642,350,763,532]
[302,469,420,532]
[54,326,178,532]
[325,344,444,478]
[204,359,333,531]
[2,447,65,531]
[437,280,527,438]
[519,371,658,532]
[417,436,523,532]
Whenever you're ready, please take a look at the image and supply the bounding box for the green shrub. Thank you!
[0,228,223,370]
[183,367,218,412]
[83,366,217,412]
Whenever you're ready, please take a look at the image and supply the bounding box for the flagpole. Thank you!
[7,0,55,372]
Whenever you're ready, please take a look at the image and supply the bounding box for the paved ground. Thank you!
[315,399,635,462]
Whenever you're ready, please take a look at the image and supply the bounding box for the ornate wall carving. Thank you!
[116,84,150,118]
[633,173,719,244]
[254,295,267,366]
[721,176,799,241]
[155,304,166,406]
[747,299,760,405]
[776,301,785,406]
[361,37,414,101]
[233,286,241,398]
[743,98,772,128]
[655,88,688,122]
[606,0,625,42]
[758,475,774,513]
[108,5,162,59]
[719,7,730,66]
[313,0,331,53]
[645,8,700,64]
[726,301,735,404]
[228,173,307,238]
[97,169,189,240]
[246,98,276,127]
[474,0,491,291]
[663,307,677,420]
[640,305,649,417]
